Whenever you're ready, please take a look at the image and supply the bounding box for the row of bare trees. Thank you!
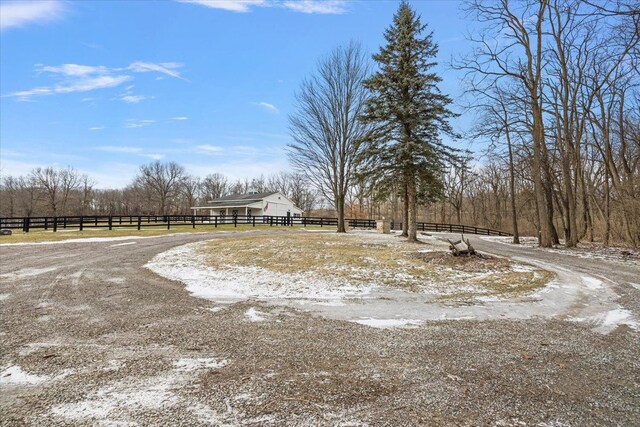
[0,162,319,218]
[339,0,639,247]
[454,0,639,247]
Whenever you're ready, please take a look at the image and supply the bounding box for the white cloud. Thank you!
[89,126,106,131]
[124,119,155,129]
[0,0,66,31]
[177,0,266,13]
[141,153,165,160]
[254,101,279,113]
[195,144,225,155]
[96,146,143,154]
[3,61,184,101]
[128,61,185,80]
[178,0,347,14]
[38,64,109,76]
[282,0,346,14]
[120,94,146,104]
[171,116,189,120]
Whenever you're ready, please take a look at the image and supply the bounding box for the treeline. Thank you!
[0,162,319,217]
[289,0,638,247]
[452,0,640,247]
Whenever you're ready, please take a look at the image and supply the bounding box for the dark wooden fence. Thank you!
[0,215,512,237]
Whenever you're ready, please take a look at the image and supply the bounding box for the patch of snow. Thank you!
[0,293,10,301]
[352,318,423,329]
[0,233,200,247]
[145,241,373,302]
[0,266,58,280]
[50,355,229,424]
[597,308,638,331]
[105,277,126,284]
[18,342,59,356]
[173,357,228,372]
[511,264,536,273]
[0,365,50,385]
[245,307,266,322]
[109,241,137,247]
[475,295,500,303]
[629,282,640,291]
[582,276,603,290]
[103,360,125,372]
[312,300,347,307]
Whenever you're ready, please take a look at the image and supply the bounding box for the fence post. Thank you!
[320,218,323,228]
[44,217,48,230]
[253,216,256,227]
[79,216,84,231]
[108,216,113,230]
[23,217,29,233]
[137,216,141,231]
[167,217,171,230]
[192,215,196,229]
[233,215,237,228]
[214,216,218,228]
[53,217,57,232]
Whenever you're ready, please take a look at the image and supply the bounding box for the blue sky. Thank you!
[1,0,473,188]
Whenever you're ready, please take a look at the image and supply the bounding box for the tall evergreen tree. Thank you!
[359,1,457,242]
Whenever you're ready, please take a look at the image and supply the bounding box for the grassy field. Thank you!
[0,224,326,243]
[197,232,554,299]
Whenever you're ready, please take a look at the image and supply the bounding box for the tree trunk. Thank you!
[407,180,418,242]
[336,195,346,233]
[401,182,408,237]
[507,131,520,244]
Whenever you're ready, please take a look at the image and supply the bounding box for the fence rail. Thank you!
[0,215,512,237]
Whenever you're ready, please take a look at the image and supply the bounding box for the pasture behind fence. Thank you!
[0,215,512,237]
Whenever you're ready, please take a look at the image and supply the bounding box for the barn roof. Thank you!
[210,192,274,203]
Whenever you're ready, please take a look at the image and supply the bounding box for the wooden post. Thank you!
[23,217,29,233]
[44,217,49,230]
[53,217,57,232]
[192,215,196,229]
[108,216,113,230]
[63,217,67,229]
[167,217,171,230]
[79,216,84,231]
[253,216,256,227]
[137,216,141,231]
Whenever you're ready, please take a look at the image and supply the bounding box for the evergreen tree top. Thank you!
[360,0,458,177]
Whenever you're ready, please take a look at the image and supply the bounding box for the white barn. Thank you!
[191,192,303,218]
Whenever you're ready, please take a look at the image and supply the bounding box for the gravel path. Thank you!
[1,230,638,426]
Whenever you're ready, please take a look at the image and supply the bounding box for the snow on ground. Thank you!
[145,231,636,333]
[245,307,267,322]
[0,366,50,385]
[481,236,640,263]
[0,232,210,247]
[109,241,137,247]
[352,318,423,329]
[48,356,230,425]
[145,242,373,302]
[0,267,58,280]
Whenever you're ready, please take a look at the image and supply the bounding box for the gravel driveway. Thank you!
[1,231,638,426]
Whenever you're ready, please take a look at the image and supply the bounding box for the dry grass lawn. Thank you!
[198,232,554,299]
[0,224,319,244]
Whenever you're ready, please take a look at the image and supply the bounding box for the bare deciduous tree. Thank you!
[288,41,371,232]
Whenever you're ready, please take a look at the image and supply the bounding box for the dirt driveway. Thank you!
[1,231,638,426]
